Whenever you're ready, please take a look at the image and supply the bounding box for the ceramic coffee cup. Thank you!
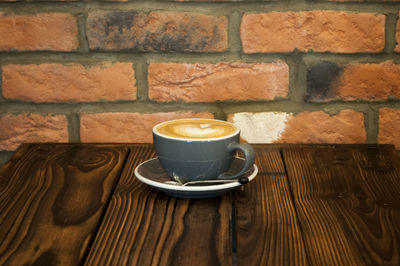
[152,118,255,183]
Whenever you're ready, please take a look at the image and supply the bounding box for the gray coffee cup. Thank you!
[152,118,255,183]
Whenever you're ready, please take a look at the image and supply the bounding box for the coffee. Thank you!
[153,118,255,183]
[155,119,237,139]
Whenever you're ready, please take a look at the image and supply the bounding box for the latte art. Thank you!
[155,119,237,139]
[174,124,226,137]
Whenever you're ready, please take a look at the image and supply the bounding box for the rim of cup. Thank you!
[152,118,240,142]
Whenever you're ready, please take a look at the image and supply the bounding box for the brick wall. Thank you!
[1,0,400,165]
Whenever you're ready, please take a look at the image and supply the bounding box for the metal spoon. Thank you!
[164,176,249,187]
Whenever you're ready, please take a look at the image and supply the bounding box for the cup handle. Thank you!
[217,142,255,180]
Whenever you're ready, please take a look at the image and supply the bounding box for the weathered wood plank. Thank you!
[85,144,233,266]
[282,145,400,265]
[235,146,308,265]
[0,143,128,265]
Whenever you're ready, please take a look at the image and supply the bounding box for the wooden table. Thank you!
[1,143,400,265]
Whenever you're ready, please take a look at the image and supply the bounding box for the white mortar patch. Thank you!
[232,112,292,143]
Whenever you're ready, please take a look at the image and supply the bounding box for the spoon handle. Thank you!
[182,176,249,186]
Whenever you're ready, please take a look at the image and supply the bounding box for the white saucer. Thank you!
[134,157,258,198]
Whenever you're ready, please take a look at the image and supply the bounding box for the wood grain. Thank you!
[84,144,233,266]
[0,143,128,265]
[2,143,399,265]
[234,145,308,265]
[282,145,400,265]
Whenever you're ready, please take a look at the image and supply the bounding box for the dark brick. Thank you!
[307,61,400,102]
[86,11,227,52]
[306,61,342,101]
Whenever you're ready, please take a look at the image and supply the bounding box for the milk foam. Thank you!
[156,119,237,139]
[174,124,225,138]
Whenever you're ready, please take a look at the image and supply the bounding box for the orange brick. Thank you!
[173,0,250,1]
[2,63,136,103]
[306,61,400,101]
[0,114,68,151]
[241,11,385,53]
[0,13,78,51]
[80,112,214,143]
[148,62,289,102]
[379,108,400,149]
[0,0,77,2]
[229,110,366,144]
[279,110,366,144]
[396,11,400,53]
[87,11,227,52]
